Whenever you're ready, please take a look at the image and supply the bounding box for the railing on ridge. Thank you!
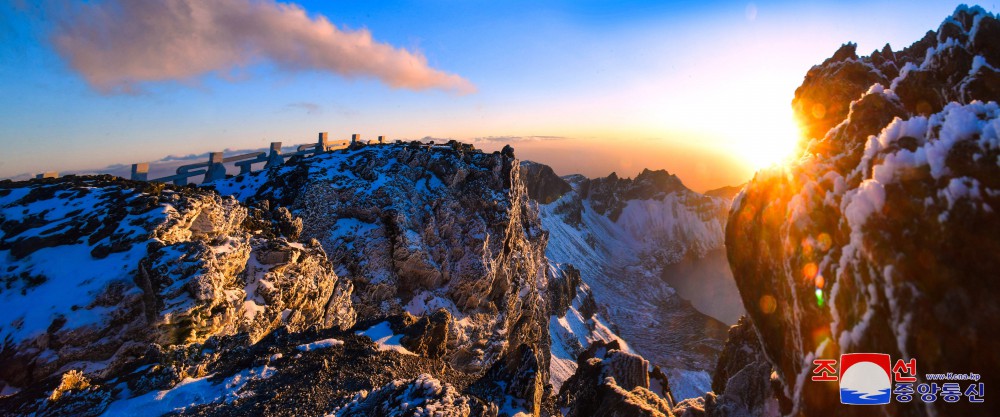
[31,132,477,185]
[131,132,375,186]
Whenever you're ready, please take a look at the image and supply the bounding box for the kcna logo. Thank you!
[839,353,893,404]
[812,353,913,405]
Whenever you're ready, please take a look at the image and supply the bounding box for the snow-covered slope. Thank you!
[526,164,740,401]
[545,263,633,392]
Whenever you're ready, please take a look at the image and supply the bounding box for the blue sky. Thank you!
[0,0,976,191]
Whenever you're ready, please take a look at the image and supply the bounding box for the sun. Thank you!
[654,87,805,172]
[742,110,803,169]
[729,102,804,170]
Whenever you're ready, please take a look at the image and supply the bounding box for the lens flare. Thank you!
[811,325,832,348]
[760,295,777,314]
[816,233,832,251]
[802,262,818,281]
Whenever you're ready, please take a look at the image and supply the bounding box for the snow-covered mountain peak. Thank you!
[522,161,744,402]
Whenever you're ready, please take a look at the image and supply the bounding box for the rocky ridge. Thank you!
[725,5,1000,417]
[7,6,992,416]
[3,142,686,416]
[556,340,675,417]
[212,142,553,413]
[0,142,546,416]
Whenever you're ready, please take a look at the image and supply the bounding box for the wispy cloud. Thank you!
[470,135,569,143]
[401,135,569,144]
[286,102,322,115]
[417,136,455,143]
[48,0,475,94]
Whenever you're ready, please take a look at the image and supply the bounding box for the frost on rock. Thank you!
[211,143,552,413]
[1,142,554,415]
[334,374,473,417]
[98,364,277,417]
[556,340,676,417]
[295,338,344,352]
[728,6,1000,417]
[356,321,417,356]
[0,176,354,394]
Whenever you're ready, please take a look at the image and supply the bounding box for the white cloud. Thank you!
[49,0,474,94]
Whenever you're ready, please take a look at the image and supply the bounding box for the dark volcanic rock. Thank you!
[547,264,582,317]
[520,161,572,204]
[662,317,783,417]
[398,309,452,360]
[707,317,781,417]
[0,327,491,416]
[793,42,887,143]
[557,340,676,417]
[728,6,1000,417]
[335,373,475,416]
[582,169,688,221]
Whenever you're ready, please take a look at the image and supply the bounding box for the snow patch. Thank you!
[296,338,344,352]
[356,321,415,355]
[100,365,276,417]
[668,369,712,403]
[0,241,149,345]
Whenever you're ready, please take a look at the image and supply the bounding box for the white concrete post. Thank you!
[378,135,385,144]
[204,152,227,183]
[238,161,254,175]
[265,142,284,168]
[351,133,360,146]
[131,163,149,181]
[317,132,329,153]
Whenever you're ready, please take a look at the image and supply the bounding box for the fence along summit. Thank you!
[117,132,382,186]
[33,133,480,184]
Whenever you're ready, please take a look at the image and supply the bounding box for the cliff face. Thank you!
[726,6,1000,417]
[215,143,552,409]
